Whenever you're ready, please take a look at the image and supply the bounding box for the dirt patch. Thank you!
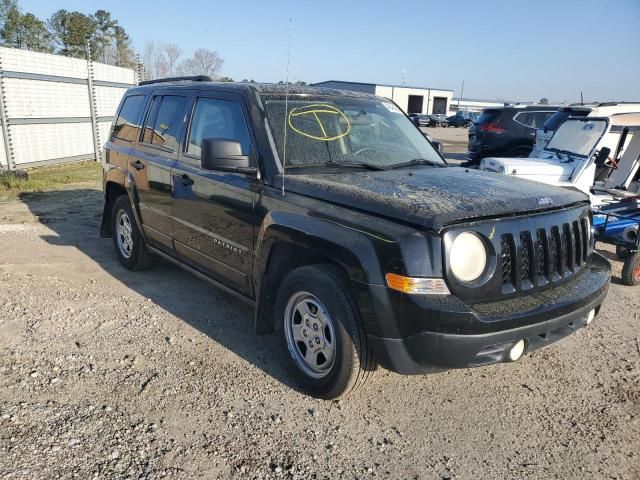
[1,187,639,479]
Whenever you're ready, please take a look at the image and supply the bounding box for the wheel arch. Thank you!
[253,213,384,335]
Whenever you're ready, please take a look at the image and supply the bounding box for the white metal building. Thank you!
[312,80,454,115]
[450,97,512,114]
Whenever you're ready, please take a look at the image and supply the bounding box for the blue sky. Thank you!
[20,0,640,103]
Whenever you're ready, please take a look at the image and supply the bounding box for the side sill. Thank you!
[146,245,256,307]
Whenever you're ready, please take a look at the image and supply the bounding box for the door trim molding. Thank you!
[172,215,251,254]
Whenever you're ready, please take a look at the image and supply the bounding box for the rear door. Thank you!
[171,92,259,296]
[133,92,189,252]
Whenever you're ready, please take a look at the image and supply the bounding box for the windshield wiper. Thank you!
[283,161,387,171]
[324,160,388,171]
[387,158,446,169]
[547,148,580,161]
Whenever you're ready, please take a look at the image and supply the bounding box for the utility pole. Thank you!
[458,80,465,111]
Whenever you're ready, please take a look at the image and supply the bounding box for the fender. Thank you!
[253,210,392,334]
[100,165,149,246]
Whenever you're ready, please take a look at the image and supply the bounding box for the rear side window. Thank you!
[142,95,187,150]
[112,95,146,141]
[514,111,555,128]
[187,97,251,157]
[475,109,501,124]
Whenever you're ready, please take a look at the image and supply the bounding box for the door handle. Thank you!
[131,160,145,170]
[181,174,194,186]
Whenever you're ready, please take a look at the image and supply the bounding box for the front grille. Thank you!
[519,232,531,281]
[535,230,545,276]
[501,236,512,285]
[500,219,589,292]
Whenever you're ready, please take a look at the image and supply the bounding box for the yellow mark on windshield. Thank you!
[288,104,351,141]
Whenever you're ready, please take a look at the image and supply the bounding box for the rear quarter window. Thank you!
[112,95,146,142]
[542,110,591,131]
[475,109,501,124]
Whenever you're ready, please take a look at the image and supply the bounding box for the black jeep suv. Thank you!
[101,77,610,399]
[464,105,559,166]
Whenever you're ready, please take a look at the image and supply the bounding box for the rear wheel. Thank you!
[275,265,377,399]
[621,253,640,286]
[111,195,157,271]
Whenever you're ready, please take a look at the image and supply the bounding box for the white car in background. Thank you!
[480,112,640,205]
[530,102,640,157]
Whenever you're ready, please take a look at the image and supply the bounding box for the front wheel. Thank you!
[621,252,640,286]
[111,195,157,270]
[275,265,377,399]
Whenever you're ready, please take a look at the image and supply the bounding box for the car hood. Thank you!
[280,167,588,230]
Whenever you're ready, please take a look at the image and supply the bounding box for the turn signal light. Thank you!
[385,273,450,295]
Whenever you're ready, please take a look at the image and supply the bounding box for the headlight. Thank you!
[450,232,487,283]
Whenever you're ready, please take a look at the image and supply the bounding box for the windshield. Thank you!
[262,95,444,168]
[545,119,607,157]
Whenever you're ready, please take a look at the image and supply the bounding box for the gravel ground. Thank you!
[1,186,639,479]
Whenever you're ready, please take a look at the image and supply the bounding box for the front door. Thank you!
[132,93,188,251]
[171,93,258,296]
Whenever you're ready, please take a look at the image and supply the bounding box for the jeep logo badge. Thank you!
[537,197,553,205]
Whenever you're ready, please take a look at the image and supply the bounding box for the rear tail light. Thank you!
[480,123,506,133]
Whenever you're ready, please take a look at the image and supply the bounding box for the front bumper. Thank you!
[360,253,610,374]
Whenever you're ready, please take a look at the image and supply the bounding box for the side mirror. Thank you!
[201,138,256,174]
[594,146,611,167]
[432,140,444,154]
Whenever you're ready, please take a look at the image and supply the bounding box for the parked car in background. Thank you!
[446,115,473,128]
[429,114,449,127]
[463,105,560,167]
[530,102,640,157]
[409,113,431,127]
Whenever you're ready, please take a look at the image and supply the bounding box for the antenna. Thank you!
[282,17,292,197]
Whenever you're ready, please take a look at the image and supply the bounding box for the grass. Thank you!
[0,161,102,197]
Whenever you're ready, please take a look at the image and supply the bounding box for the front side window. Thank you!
[263,95,444,168]
[113,95,145,141]
[142,95,186,150]
[187,97,251,157]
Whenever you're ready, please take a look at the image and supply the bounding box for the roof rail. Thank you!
[138,75,213,86]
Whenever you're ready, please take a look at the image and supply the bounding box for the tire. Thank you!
[616,245,630,258]
[621,252,640,286]
[275,264,377,399]
[111,195,157,271]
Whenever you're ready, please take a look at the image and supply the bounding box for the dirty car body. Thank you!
[100,80,610,398]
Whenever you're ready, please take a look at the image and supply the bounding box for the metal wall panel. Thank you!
[0,130,7,168]
[92,62,136,84]
[97,120,114,150]
[94,85,128,118]
[0,47,87,79]
[3,78,90,118]
[11,123,94,166]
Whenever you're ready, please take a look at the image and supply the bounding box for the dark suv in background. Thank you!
[464,105,559,167]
